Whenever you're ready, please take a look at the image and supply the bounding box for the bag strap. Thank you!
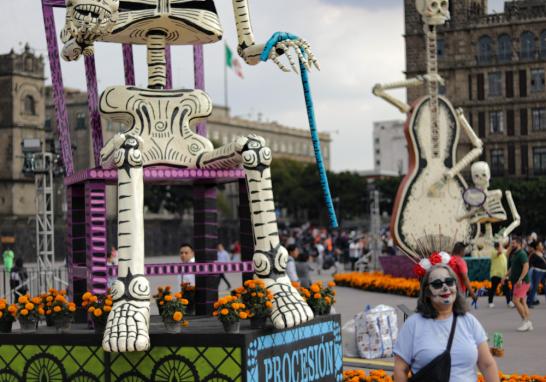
[446,314,458,352]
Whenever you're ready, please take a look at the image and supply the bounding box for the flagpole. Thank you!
[224,47,229,108]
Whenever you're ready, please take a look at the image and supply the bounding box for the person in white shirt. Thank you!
[216,243,232,290]
[178,243,196,287]
[286,244,300,283]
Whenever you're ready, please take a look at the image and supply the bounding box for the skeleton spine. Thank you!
[232,0,256,50]
[147,32,167,89]
[425,25,440,158]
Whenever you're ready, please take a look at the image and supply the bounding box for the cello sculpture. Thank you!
[373,0,483,258]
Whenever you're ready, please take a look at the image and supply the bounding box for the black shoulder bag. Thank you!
[409,314,457,382]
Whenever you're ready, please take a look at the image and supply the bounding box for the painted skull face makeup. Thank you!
[428,267,457,306]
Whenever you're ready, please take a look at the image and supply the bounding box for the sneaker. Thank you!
[508,301,515,308]
[489,303,495,308]
[528,321,534,331]
[517,321,530,332]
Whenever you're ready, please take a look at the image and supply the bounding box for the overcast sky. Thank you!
[1,0,505,172]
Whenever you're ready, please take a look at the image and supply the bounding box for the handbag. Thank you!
[409,314,457,382]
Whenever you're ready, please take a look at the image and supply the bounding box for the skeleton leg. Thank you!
[100,135,150,352]
[499,191,521,238]
[199,135,314,329]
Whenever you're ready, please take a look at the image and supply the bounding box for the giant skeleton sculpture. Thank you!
[61,0,319,352]
[373,0,484,259]
[458,161,520,256]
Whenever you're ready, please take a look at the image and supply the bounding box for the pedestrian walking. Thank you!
[216,243,232,290]
[502,236,532,331]
[295,251,313,289]
[488,242,511,308]
[527,240,546,308]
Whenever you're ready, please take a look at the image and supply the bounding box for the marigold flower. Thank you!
[0,303,6,310]
[213,311,218,316]
[310,284,320,293]
[93,308,102,317]
[265,301,272,309]
[25,303,35,311]
[82,292,92,301]
[105,299,113,306]
[221,309,229,316]
[159,301,164,306]
[46,296,53,302]
[328,281,336,288]
[18,296,28,304]
[239,312,248,319]
[38,308,45,315]
[104,306,112,313]
[182,320,189,327]
[164,295,173,302]
[181,299,189,305]
[46,310,52,315]
[21,309,29,316]
[54,306,62,312]
[8,305,16,313]
[313,293,321,299]
[165,286,171,292]
[173,311,183,321]
[0,312,3,319]
[88,307,95,313]
[55,295,65,302]
[32,297,41,305]
[174,293,182,299]
[69,306,76,312]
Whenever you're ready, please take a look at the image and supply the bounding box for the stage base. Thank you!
[0,314,342,382]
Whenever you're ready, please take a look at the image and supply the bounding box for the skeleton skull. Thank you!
[471,161,491,191]
[416,0,450,25]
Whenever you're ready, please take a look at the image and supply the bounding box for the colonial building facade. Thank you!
[405,0,546,177]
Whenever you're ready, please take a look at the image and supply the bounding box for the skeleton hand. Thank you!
[61,0,119,61]
[419,73,445,86]
[256,32,320,73]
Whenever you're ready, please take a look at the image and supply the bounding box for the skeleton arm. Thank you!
[498,191,521,238]
[372,77,427,113]
[446,108,483,179]
[231,0,318,72]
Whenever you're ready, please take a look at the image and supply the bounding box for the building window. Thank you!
[76,112,86,130]
[45,117,52,132]
[375,160,381,167]
[532,108,546,131]
[23,95,36,115]
[498,34,512,63]
[533,147,546,175]
[520,31,536,60]
[478,35,494,64]
[489,111,504,133]
[541,30,546,59]
[530,69,545,92]
[488,72,502,96]
[437,39,445,59]
[490,149,504,176]
[506,70,514,98]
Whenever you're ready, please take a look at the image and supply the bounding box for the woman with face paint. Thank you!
[393,263,500,382]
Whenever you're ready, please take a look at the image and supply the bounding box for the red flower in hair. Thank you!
[414,264,426,278]
[448,256,458,271]
[429,252,442,265]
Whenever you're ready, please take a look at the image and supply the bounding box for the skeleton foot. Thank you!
[264,275,314,329]
[102,278,151,352]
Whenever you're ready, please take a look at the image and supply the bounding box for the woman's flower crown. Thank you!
[413,251,457,278]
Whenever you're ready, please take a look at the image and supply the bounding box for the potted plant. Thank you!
[159,291,189,333]
[14,295,43,332]
[180,282,196,315]
[0,298,16,333]
[212,295,248,333]
[235,279,273,329]
[45,293,76,332]
[41,289,67,327]
[82,291,113,334]
[299,281,336,316]
[153,286,172,316]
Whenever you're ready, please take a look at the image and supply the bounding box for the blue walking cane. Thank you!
[261,32,339,229]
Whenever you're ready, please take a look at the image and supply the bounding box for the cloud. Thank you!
[318,0,403,10]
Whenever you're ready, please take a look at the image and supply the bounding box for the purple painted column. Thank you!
[84,55,103,166]
[193,45,207,136]
[85,182,108,295]
[165,44,173,90]
[41,4,74,175]
[122,44,135,86]
[193,185,218,315]
[239,179,254,283]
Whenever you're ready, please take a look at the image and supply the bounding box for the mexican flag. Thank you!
[225,44,244,79]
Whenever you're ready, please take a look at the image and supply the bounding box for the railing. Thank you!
[1,266,68,303]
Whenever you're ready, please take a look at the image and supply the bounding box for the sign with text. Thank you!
[246,317,342,382]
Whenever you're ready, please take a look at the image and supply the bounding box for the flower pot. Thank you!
[93,320,106,335]
[54,316,72,332]
[319,305,332,315]
[0,320,13,333]
[222,320,240,333]
[250,316,267,330]
[163,318,182,334]
[45,315,55,327]
[18,317,38,333]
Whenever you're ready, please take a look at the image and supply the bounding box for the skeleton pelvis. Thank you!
[100,86,214,167]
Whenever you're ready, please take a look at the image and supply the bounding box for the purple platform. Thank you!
[378,256,416,279]
[65,166,246,186]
